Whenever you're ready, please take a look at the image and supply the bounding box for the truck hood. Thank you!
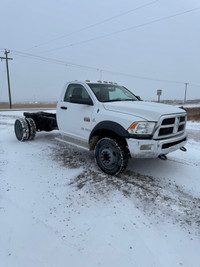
[103,101,185,121]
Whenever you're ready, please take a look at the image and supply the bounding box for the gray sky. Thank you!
[0,0,200,103]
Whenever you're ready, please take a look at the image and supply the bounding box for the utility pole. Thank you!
[0,49,13,109]
[184,82,189,105]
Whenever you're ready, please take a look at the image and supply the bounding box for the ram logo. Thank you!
[174,117,180,133]
[84,117,90,122]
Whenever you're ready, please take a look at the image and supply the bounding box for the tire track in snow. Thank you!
[50,138,200,236]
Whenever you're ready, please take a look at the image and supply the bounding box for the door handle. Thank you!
[61,106,67,110]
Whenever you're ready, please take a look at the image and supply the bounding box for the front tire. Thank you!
[95,137,129,175]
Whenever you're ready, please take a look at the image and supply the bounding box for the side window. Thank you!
[64,85,74,102]
[64,84,91,102]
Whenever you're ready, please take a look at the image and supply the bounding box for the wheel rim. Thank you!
[99,143,120,170]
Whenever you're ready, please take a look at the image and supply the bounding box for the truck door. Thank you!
[57,83,95,141]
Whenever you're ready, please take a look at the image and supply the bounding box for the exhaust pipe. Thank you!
[180,147,187,152]
[158,154,167,160]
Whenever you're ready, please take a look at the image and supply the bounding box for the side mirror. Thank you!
[70,96,93,106]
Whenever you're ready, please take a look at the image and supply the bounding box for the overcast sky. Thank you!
[0,0,200,103]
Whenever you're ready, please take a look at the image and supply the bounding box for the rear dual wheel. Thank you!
[26,118,36,140]
[95,137,129,175]
[14,118,36,141]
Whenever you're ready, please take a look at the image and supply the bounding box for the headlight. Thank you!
[128,122,156,135]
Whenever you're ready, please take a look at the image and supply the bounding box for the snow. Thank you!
[0,110,200,267]
[187,121,200,131]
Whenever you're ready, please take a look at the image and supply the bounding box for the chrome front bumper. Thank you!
[126,132,187,158]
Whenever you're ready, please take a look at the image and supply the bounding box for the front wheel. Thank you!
[95,137,129,175]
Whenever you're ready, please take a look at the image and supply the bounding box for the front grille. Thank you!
[162,118,175,125]
[180,116,185,122]
[178,124,184,132]
[154,114,187,139]
[159,127,173,136]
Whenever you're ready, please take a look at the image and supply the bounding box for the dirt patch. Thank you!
[0,104,56,110]
[51,139,200,236]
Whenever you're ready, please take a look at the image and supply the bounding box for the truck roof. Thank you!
[74,80,119,85]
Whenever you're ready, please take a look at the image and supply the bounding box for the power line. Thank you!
[11,50,100,71]
[39,6,200,54]
[24,0,159,52]
[103,69,184,84]
[10,49,185,84]
[190,83,200,88]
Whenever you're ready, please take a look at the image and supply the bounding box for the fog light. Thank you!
[140,145,153,151]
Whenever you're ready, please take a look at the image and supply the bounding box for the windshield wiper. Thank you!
[103,98,137,103]
[103,99,123,102]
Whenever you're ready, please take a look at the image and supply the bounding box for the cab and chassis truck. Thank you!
[14,81,187,175]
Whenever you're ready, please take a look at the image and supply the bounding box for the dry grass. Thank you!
[181,107,200,122]
[0,103,56,109]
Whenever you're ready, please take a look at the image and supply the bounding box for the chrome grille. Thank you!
[154,114,187,139]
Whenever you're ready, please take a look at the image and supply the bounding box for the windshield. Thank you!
[87,83,138,103]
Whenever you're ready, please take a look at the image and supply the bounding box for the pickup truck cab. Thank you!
[56,81,187,174]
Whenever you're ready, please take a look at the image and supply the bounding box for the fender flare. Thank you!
[89,121,129,141]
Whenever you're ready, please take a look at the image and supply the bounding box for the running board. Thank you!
[55,136,89,151]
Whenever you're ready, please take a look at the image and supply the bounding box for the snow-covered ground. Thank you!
[0,110,200,267]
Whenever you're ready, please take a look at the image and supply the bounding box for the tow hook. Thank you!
[158,154,167,160]
[180,146,187,152]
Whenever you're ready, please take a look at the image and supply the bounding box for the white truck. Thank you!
[14,81,187,175]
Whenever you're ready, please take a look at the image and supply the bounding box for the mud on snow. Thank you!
[49,134,200,237]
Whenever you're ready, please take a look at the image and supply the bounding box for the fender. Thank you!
[89,120,129,140]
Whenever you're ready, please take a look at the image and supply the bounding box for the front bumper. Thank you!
[126,132,187,158]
